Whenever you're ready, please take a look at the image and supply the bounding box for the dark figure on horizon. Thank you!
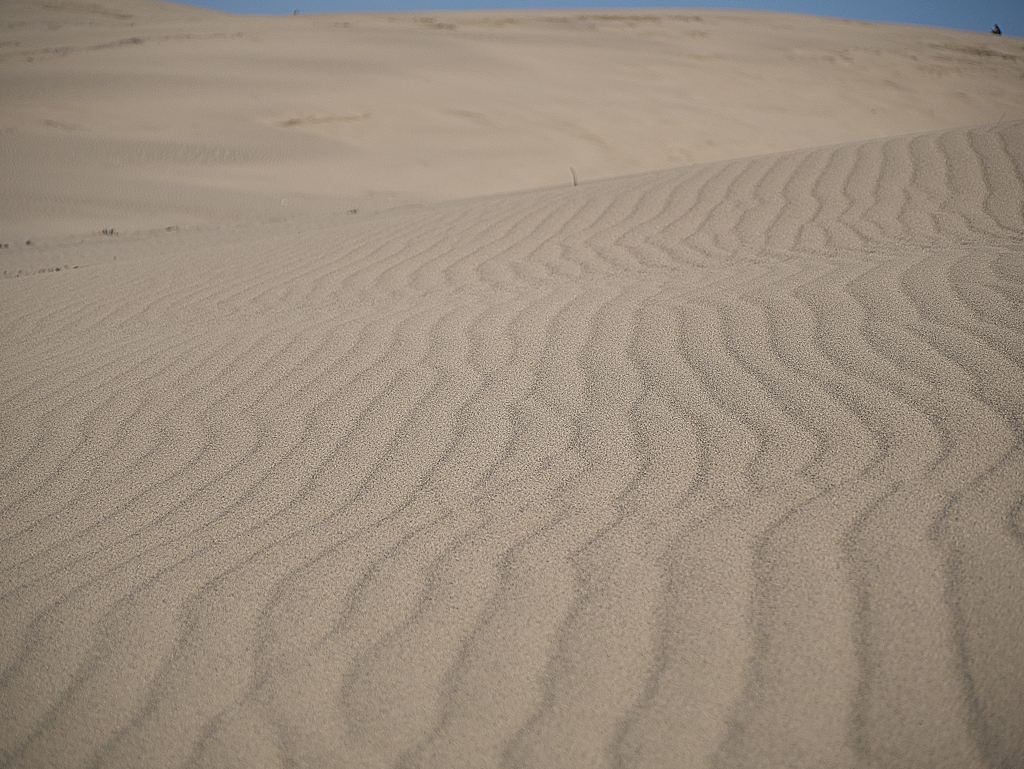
[991,24,1001,35]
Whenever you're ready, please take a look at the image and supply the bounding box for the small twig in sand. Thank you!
[570,167,579,187]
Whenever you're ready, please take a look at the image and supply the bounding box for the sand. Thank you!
[1,2,1023,767]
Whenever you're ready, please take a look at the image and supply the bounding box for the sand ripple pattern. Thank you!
[2,122,1023,768]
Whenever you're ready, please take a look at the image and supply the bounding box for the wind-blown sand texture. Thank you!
[2,3,1024,769]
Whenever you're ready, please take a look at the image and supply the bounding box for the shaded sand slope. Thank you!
[2,121,1024,768]
[3,0,1024,241]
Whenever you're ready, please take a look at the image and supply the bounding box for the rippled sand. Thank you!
[1,3,1023,768]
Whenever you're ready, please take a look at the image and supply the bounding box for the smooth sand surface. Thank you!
[2,2,1024,768]
[3,0,1024,240]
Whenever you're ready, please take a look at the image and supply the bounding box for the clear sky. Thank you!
[179,0,1022,37]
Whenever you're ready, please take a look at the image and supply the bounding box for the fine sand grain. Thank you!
[1,2,1023,768]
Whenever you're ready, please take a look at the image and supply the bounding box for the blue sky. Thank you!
[180,0,1021,37]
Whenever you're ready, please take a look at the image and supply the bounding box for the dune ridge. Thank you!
[3,0,1023,242]
[2,119,1023,767]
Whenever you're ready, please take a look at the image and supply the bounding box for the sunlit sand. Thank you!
[2,2,1022,766]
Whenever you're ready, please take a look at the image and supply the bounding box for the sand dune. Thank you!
[3,0,1024,240]
[2,2,1024,768]
[3,117,1023,768]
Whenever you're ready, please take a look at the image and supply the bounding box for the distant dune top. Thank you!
[2,1,1023,240]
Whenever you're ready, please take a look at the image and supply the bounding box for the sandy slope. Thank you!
[2,2,1024,768]
[3,117,1024,768]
